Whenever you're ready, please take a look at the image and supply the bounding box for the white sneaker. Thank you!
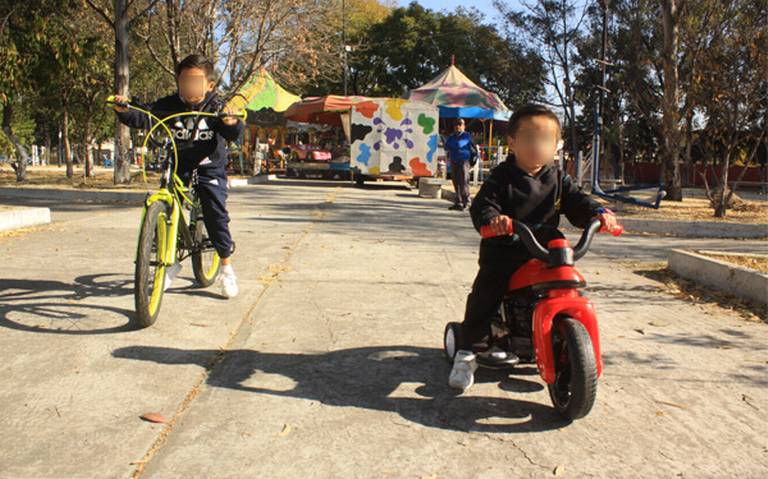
[448,350,478,393]
[219,264,239,299]
[164,262,182,291]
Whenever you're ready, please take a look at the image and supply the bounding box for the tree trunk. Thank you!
[683,108,693,187]
[714,153,730,218]
[63,110,74,179]
[618,120,625,183]
[113,0,132,184]
[660,0,683,201]
[2,102,29,182]
[44,126,51,166]
[84,120,94,178]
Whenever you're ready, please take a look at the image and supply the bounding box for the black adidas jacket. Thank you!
[469,158,602,264]
[116,92,244,171]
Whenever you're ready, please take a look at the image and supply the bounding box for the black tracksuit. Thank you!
[116,92,244,259]
[461,158,603,350]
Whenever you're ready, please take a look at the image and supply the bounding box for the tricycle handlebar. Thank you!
[479,218,623,263]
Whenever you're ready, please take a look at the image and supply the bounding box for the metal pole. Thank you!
[342,0,348,96]
[595,0,610,188]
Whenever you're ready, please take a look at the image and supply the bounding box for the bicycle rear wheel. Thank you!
[134,201,171,327]
[191,215,220,287]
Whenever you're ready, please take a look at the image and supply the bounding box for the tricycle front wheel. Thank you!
[547,316,598,420]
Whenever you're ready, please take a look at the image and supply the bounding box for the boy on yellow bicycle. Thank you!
[113,54,244,298]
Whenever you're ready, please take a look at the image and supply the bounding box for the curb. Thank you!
[621,218,767,239]
[0,207,52,232]
[0,187,148,205]
[668,249,768,305]
[228,174,276,188]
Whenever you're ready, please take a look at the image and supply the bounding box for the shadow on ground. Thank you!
[113,344,571,433]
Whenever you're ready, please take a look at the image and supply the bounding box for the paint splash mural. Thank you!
[351,99,439,176]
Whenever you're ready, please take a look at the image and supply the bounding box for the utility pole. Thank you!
[591,0,611,189]
[342,0,349,96]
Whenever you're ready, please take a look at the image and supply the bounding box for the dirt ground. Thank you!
[0,165,252,190]
[444,181,767,224]
[605,196,767,224]
[697,252,768,274]
[0,165,156,189]
[6,166,768,223]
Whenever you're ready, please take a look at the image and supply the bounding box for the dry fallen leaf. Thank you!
[140,412,167,424]
[654,400,688,410]
[553,465,566,476]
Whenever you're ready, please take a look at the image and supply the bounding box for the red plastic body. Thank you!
[507,260,601,384]
[478,219,623,384]
[507,259,585,291]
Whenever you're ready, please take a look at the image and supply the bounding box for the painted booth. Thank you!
[349,98,439,179]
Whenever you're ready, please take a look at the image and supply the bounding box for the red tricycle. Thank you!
[444,218,623,420]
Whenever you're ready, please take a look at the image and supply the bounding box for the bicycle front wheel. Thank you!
[134,201,171,327]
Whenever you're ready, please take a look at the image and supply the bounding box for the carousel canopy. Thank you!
[227,68,301,115]
[406,64,510,121]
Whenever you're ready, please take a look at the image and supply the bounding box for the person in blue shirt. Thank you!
[444,118,475,210]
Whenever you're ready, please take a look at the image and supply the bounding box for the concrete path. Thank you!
[1,179,765,478]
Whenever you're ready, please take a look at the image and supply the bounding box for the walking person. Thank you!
[444,118,476,211]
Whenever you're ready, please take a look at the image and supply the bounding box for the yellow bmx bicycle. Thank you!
[106,95,245,327]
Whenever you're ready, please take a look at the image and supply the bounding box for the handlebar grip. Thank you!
[217,110,248,121]
[479,221,513,239]
[598,223,624,236]
[106,95,128,108]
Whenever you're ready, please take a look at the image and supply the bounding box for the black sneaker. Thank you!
[448,204,463,211]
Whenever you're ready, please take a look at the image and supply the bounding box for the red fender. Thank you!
[532,289,603,384]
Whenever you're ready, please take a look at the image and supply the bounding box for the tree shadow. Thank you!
[112,344,571,433]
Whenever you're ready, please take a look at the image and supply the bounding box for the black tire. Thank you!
[443,322,463,363]
[134,201,171,328]
[547,316,598,420]
[191,215,220,287]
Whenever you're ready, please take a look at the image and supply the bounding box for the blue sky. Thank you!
[395,0,525,23]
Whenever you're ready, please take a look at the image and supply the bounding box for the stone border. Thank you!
[0,187,147,205]
[668,249,768,305]
[0,207,51,232]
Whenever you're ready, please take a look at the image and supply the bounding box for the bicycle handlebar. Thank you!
[105,95,247,120]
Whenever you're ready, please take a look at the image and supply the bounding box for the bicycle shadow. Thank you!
[112,344,569,433]
[0,274,139,334]
[0,270,228,333]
